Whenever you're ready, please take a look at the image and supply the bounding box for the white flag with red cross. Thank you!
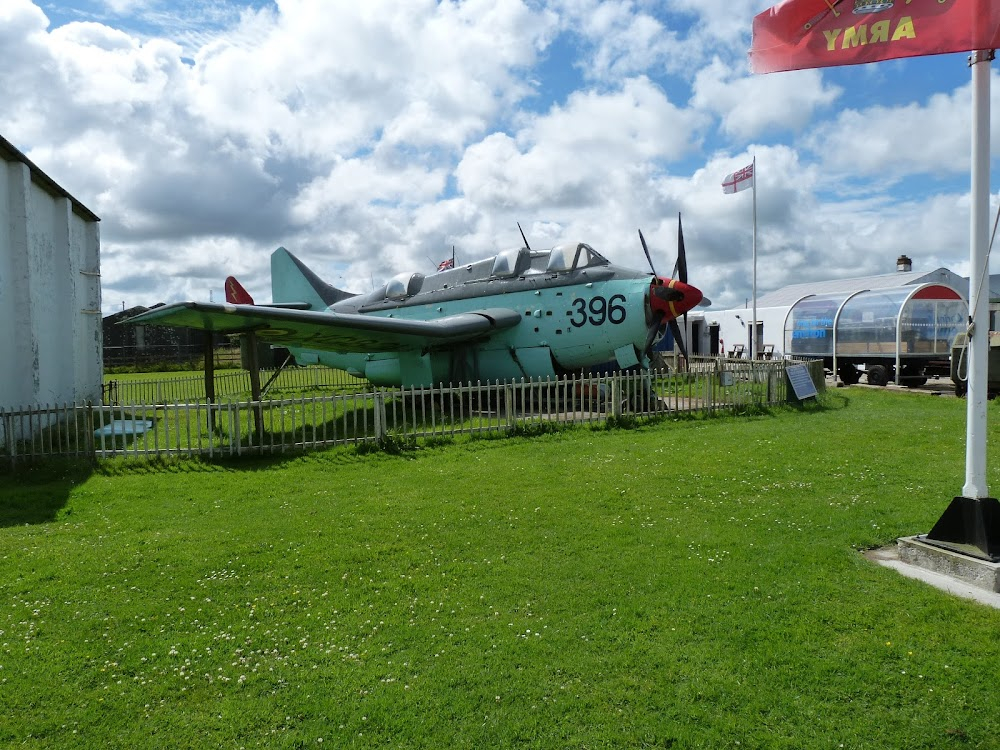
[722,163,754,194]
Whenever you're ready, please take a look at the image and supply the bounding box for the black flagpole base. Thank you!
[923,497,1000,563]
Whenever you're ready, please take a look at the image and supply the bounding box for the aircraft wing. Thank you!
[124,302,522,352]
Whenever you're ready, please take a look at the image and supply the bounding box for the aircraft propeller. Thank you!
[638,228,666,356]
[670,214,690,361]
[639,214,698,364]
[639,227,658,277]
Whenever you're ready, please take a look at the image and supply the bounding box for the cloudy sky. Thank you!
[3,0,997,313]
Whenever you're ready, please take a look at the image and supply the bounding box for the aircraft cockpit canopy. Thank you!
[385,272,425,300]
[545,243,609,273]
[491,247,532,278]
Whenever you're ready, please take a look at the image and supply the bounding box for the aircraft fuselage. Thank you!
[125,240,703,389]
[299,273,653,386]
[281,243,681,387]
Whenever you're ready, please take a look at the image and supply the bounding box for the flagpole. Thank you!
[925,48,999,560]
[963,50,991,500]
[751,156,758,361]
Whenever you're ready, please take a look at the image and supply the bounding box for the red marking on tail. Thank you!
[225,276,254,305]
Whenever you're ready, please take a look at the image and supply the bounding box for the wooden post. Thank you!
[203,335,216,431]
[245,331,263,448]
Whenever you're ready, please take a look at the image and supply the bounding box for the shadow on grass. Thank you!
[759,390,848,416]
[811,391,850,411]
[92,435,435,476]
[0,459,94,527]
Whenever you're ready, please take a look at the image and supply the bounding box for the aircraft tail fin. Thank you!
[271,247,354,310]
[225,276,255,305]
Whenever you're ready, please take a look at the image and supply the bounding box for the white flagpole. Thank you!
[923,48,998,559]
[963,50,992,499]
[751,156,758,361]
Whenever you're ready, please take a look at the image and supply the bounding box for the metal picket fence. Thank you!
[101,365,366,405]
[2,358,817,466]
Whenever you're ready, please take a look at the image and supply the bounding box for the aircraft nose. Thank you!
[650,277,703,321]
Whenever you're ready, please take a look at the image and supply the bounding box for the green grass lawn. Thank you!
[3,388,1000,748]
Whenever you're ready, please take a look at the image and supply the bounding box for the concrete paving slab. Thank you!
[827,375,958,397]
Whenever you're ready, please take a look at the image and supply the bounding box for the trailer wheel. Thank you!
[838,364,861,385]
[901,365,927,388]
[867,364,890,386]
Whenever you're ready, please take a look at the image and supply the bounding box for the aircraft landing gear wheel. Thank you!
[954,381,967,397]
[867,364,890,387]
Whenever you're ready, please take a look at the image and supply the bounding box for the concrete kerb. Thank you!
[865,537,1000,610]
[827,375,958,397]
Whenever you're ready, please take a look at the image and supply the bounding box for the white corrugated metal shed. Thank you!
[0,135,99,222]
[1,132,102,417]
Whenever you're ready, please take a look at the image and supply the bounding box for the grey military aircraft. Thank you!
[127,221,704,388]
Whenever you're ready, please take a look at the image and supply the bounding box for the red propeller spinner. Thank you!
[649,276,702,323]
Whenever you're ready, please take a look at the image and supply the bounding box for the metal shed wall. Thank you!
[702,306,793,358]
[0,140,101,410]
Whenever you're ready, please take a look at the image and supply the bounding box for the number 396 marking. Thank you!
[569,294,627,328]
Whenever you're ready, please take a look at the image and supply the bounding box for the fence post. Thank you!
[374,390,387,444]
[1,410,12,468]
[505,383,515,432]
[611,376,622,420]
[86,402,98,461]
[707,362,716,413]
[233,402,242,457]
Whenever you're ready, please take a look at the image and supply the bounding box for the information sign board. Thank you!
[786,364,818,401]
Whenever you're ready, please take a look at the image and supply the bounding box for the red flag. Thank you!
[750,0,1000,74]
[436,257,455,272]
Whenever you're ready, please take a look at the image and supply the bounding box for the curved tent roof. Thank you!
[757,267,966,308]
[785,283,967,363]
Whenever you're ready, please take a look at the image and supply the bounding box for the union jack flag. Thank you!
[437,257,455,272]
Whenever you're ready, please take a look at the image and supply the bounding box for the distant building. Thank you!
[692,261,969,360]
[0,134,101,411]
[104,305,214,367]
[689,258,986,385]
